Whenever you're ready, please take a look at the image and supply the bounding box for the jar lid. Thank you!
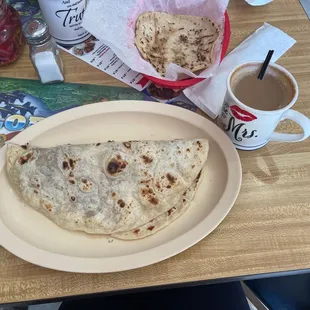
[22,19,51,45]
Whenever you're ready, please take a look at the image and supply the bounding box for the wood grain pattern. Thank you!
[1,0,310,304]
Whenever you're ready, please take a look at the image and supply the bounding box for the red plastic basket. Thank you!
[142,11,231,90]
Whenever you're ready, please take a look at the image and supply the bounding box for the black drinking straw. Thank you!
[257,50,274,80]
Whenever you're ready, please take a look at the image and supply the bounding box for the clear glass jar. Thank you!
[0,0,24,66]
[22,19,64,84]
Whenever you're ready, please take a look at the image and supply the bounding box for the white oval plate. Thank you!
[0,101,241,273]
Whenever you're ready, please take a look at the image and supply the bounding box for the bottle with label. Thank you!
[37,0,91,46]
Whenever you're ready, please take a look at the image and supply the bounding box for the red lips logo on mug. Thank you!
[230,105,257,122]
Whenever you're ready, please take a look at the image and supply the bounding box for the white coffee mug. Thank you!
[218,62,310,150]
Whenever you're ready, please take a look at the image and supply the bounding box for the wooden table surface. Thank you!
[1,0,310,305]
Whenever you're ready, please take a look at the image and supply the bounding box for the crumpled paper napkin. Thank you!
[183,23,296,119]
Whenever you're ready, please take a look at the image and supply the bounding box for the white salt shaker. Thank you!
[22,19,64,84]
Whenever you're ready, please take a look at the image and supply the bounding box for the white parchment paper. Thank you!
[82,0,229,80]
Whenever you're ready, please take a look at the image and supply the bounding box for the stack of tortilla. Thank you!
[7,139,208,240]
[135,12,220,76]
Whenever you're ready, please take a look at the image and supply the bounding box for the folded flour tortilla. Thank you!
[7,139,208,236]
[112,172,201,240]
[135,12,220,76]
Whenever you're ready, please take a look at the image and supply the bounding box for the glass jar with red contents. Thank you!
[0,0,24,66]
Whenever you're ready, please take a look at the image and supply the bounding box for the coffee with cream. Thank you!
[230,63,295,111]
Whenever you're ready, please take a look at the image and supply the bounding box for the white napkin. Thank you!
[184,23,296,119]
[245,0,273,6]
